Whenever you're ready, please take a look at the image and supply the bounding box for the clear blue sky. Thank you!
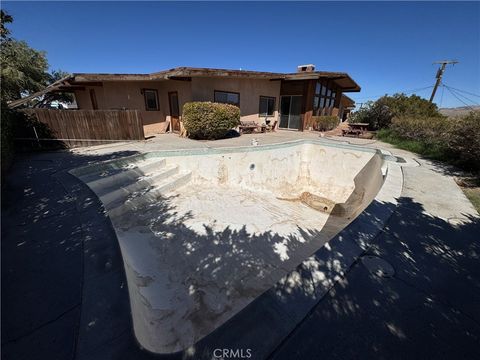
[3,1,480,108]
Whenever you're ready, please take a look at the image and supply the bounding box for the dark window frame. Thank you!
[313,80,338,116]
[258,95,276,117]
[214,90,240,106]
[143,88,159,111]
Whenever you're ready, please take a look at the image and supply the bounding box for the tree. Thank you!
[40,69,73,107]
[350,93,442,130]
[1,10,50,102]
[1,10,72,104]
[1,40,50,101]
[1,10,13,39]
[1,10,53,172]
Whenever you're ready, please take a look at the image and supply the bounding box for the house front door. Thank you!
[168,91,180,133]
[279,95,302,130]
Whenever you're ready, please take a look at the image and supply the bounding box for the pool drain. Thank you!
[361,255,395,278]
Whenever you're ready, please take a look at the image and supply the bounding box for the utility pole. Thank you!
[429,60,458,102]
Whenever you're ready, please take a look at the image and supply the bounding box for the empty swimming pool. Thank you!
[70,139,402,354]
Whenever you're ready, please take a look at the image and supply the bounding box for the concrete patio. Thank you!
[2,130,479,360]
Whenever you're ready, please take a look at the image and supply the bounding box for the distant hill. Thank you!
[439,106,480,117]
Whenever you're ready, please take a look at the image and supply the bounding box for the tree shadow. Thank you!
[3,147,480,360]
[13,111,67,151]
[109,185,335,354]
[1,148,141,359]
[267,197,480,360]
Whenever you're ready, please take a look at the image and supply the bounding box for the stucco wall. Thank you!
[73,77,282,135]
[74,88,94,110]
[74,80,192,135]
[191,77,281,123]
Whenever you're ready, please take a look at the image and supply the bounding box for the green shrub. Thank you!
[390,116,450,146]
[378,111,480,171]
[182,101,240,140]
[444,111,480,169]
[350,94,442,130]
[350,100,393,129]
[376,128,448,160]
[312,115,339,131]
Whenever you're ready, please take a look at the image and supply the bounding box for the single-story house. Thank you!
[10,65,359,136]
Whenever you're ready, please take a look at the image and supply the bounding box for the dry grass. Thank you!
[456,176,480,214]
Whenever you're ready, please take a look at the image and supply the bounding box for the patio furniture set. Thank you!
[239,120,278,134]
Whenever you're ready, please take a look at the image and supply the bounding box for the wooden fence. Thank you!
[22,109,145,147]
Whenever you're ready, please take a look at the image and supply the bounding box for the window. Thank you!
[259,96,275,117]
[214,90,240,106]
[313,81,338,116]
[143,89,159,111]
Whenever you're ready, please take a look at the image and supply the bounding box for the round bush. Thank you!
[182,101,240,140]
[312,115,339,131]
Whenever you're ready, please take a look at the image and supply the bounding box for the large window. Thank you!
[259,96,275,117]
[313,81,337,116]
[214,90,240,106]
[143,89,159,111]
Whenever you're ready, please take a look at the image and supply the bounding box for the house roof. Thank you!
[9,67,360,108]
[71,67,361,91]
[341,94,355,106]
[7,76,75,109]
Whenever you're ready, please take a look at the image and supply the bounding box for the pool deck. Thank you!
[2,130,479,360]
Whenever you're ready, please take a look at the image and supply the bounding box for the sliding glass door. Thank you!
[279,95,302,130]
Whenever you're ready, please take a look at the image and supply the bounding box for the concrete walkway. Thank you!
[2,131,479,360]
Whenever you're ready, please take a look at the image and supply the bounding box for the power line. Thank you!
[444,86,476,110]
[354,85,434,101]
[442,84,480,98]
[444,85,480,106]
[404,86,435,95]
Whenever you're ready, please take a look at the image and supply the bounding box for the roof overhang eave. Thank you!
[7,75,75,109]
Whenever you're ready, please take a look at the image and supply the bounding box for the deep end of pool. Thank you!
[69,139,403,354]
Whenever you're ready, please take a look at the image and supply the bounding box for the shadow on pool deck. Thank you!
[269,197,480,360]
[1,150,139,360]
[2,149,480,360]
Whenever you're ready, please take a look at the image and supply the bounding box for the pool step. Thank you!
[79,158,166,186]
[72,154,149,178]
[108,171,192,218]
[100,165,181,209]
[91,163,175,197]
